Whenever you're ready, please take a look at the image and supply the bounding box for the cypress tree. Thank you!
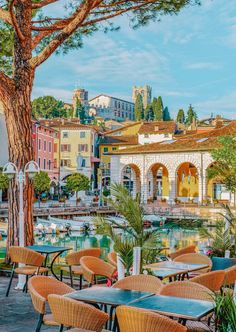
[144,104,154,121]
[176,109,185,123]
[153,96,163,120]
[134,93,144,121]
[186,104,197,124]
[75,98,86,124]
[163,106,171,121]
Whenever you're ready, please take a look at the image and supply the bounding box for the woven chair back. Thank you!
[169,245,196,260]
[9,246,44,266]
[160,281,214,302]
[224,265,236,286]
[107,252,117,267]
[173,253,212,273]
[48,294,109,331]
[28,276,74,314]
[80,256,116,283]
[191,270,225,292]
[66,248,101,266]
[113,274,163,294]
[116,306,187,332]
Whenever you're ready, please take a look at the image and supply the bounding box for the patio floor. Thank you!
[0,276,57,332]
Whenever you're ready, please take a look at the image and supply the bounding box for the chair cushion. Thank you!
[15,266,48,275]
[61,266,83,275]
[43,313,58,326]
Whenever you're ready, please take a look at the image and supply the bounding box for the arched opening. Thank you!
[121,164,141,198]
[147,163,169,201]
[206,163,230,202]
[176,162,199,202]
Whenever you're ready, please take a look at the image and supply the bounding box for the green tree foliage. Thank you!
[0,172,9,190]
[186,104,197,124]
[134,93,144,121]
[144,104,154,121]
[75,98,86,124]
[208,136,236,195]
[66,173,90,197]
[32,96,70,119]
[33,171,51,195]
[95,183,160,273]
[163,106,171,121]
[153,96,163,120]
[176,109,185,123]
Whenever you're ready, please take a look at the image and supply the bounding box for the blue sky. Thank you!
[33,1,236,119]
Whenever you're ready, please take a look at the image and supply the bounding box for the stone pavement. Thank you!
[0,276,58,332]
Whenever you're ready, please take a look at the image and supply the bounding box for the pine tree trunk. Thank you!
[2,75,35,248]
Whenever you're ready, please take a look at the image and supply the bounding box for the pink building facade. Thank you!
[32,120,58,182]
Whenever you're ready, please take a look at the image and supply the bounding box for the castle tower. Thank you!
[132,85,152,108]
[73,88,89,110]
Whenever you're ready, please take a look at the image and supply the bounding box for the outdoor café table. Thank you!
[149,268,188,282]
[66,286,153,330]
[145,261,208,273]
[27,245,71,279]
[128,295,215,323]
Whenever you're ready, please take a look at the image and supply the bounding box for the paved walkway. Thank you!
[0,276,57,332]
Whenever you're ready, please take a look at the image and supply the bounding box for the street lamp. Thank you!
[3,161,40,289]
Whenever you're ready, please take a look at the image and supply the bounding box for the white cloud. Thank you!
[185,62,221,70]
[32,87,72,103]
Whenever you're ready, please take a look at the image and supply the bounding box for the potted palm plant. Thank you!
[214,292,236,331]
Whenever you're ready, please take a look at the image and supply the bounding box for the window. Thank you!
[115,100,117,107]
[49,142,52,153]
[54,159,57,168]
[63,132,68,138]
[78,144,88,152]
[80,131,86,138]
[125,113,128,118]
[60,159,71,167]
[144,134,149,138]
[43,159,46,169]
[92,145,94,153]
[81,159,86,167]
[38,158,41,167]
[112,147,117,151]
[48,160,51,170]
[44,140,47,151]
[122,103,124,110]
[104,147,108,153]
[122,112,124,118]
[38,139,41,150]
[61,144,71,152]
[54,143,57,153]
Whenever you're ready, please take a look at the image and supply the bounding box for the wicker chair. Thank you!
[6,246,48,297]
[169,245,196,260]
[191,270,225,292]
[113,274,163,294]
[80,256,116,286]
[116,306,187,332]
[174,253,212,275]
[60,248,101,288]
[224,265,236,286]
[28,275,74,332]
[160,280,214,302]
[107,252,117,267]
[48,294,109,332]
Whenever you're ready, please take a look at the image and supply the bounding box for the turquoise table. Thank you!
[129,295,215,321]
[27,245,71,279]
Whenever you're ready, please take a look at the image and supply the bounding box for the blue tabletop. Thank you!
[151,268,187,278]
[27,245,71,254]
[129,295,214,320]
[66,286,153,306]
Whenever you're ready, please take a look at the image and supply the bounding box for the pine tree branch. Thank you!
[32,0,59,9]
[9,0,25,41]
[0,7,12,25]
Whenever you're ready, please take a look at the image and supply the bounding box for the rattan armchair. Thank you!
[28,275,74,332]
[48,294,109,332]
[191,270,225,292]
[107,252,117,267]
[224,265,236,287]
[116,306,187,332]
[60,248,101,288]
[169,245,196,260]
[113,274,163,294]
[6,246,48,297]
[80,256,116,287]
[174,253,212,275]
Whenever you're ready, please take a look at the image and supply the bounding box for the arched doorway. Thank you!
[121,164,141,198]
[147,163,169,200]
[176,162,199,202]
